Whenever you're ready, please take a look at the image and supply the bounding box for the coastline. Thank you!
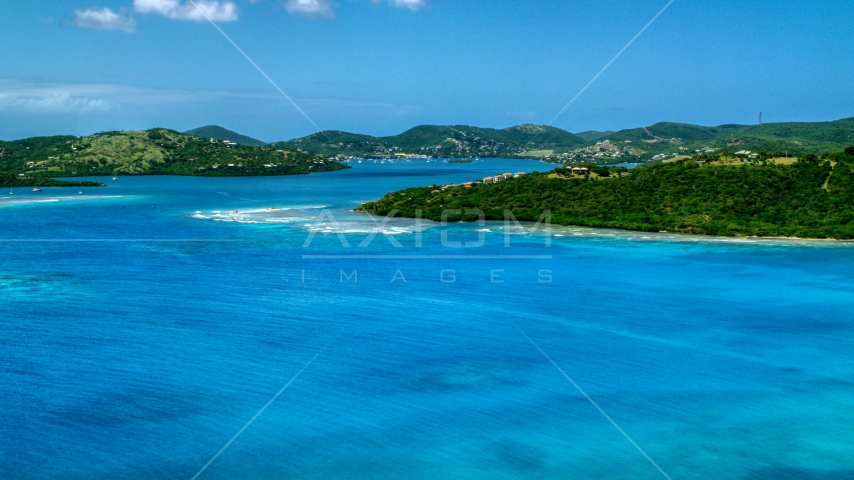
[1,178,105,188]
[353,208,854,246]
[538,222,854,246]
[2,168,350,188]
[356,157,854,242]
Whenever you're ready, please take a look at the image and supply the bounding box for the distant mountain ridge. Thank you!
[274,123,586,159]
[184,125,267,146]
[0,118,854,176]
[591,118,854,161]
[275,117,854,161]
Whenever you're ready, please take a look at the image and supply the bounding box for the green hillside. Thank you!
[0,129,347,187]
[275,117,854,163]
[184,125,267,146]
[559,119,854,164]
[358,148,854,240]
[600,120,854,146]
[274,124,585,159]
[575,130,615,142]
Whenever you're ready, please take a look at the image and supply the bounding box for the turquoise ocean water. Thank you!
[2,159,853,479]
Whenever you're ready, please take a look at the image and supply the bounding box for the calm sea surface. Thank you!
[2,159,853,479]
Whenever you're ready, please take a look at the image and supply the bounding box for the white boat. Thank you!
[78,191,83,195]
[112,176,117,180]
[32,188,42,192]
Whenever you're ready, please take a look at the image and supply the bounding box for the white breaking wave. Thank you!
[188,205,440,236]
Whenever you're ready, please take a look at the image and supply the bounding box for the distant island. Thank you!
[277,117,854,163]
[358,147,854,240]
[4,117,853,188]
[0,128,348,188]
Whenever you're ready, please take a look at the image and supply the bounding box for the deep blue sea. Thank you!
[2,159,853,480]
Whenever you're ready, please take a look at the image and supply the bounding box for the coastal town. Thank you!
[530,139,631,162]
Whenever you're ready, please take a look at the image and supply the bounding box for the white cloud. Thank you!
[73,7,137,32]
[284,0,335,17]
[71,0,423,30]
[281,0,425,18]
[0,78,421,140]
[0,78,280,116]
[0,82,113,114]
[71,0,238,32]
[375,0,426,11]
[133,0,239,22]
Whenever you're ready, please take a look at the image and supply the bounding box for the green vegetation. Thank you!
[273,117,854,163]
[358,148,854,240]
[274,124,585,159]
[184,125,267,146]
[590,118,854,163]
[0,176,104,188]
[575,130,616,142]
[0,128,347,187]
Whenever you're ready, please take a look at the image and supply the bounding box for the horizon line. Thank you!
[4,114,853,144]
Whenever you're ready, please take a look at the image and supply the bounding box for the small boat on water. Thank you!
[112,176,117,180]
[32,188,42,192]
[78,191,83,195]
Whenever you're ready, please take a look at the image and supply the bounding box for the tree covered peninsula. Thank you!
[358,148,854,239]
[0,128,348,187]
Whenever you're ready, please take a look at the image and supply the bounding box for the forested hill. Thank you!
[184,125,267,146]
[358,148,854,240]
[274,124,586,159]
[275,117,854,162]
[0,128,347,187]
[589,118,854,161]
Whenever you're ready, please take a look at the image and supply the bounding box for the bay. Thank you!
[2,159,853,479]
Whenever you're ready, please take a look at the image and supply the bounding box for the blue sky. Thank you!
[1,0,852,141]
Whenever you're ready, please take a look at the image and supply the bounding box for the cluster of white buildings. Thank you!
[210,138,238,148]
[735,150,761,159]
[436,172,526,191]
[483,172,526,184]
[546,140,630,162]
